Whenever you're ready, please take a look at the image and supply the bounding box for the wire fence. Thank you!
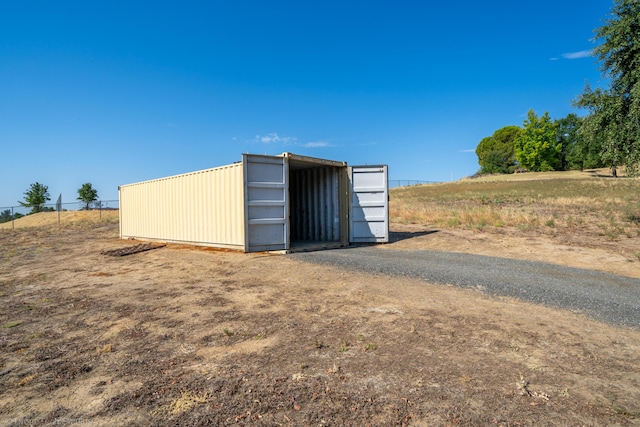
[388,180,439,188]
[1,181,435,228]
[0,200,119,229]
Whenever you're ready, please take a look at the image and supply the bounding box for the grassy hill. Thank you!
[390,169,640,242]
[0,210,119,229]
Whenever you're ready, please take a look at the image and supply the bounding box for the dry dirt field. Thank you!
[1,212,640,426]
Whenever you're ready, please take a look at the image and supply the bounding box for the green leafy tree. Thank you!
[19,182,50,214]
[515,110,561,172]
[561,115,598,170]
[476,125,521,174]
[482,150,510,174]
[555,114,604,170]
[574,0,640,176]
[77,183,99,210]
[0,209,12,224]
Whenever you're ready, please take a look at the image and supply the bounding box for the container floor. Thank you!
[288,240,345,253]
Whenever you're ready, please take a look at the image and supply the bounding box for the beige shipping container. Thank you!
[119,152,388,253]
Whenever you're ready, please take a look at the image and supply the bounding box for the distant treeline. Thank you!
[476,0,640,177]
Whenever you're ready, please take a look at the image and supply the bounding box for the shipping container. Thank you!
[119,152,388,252]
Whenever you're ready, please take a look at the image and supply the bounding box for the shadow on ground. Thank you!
[388,229,438,243]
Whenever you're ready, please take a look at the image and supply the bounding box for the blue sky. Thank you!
[0,1,613,207]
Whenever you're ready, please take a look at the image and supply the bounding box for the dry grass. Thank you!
[0,210,119,230]
[151,390,211,416]
[2,199,640,424]
[390,169,640,240]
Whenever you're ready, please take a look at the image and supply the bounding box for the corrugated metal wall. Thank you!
[119,163,245,249]
[349,165,389,243]
[244,154,288,252]
[289,167,341,242]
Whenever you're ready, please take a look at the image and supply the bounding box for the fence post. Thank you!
[11,206,14,230]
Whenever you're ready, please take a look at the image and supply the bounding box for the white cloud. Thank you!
[248,134,335,149]
[251,133,297,145]
[561,50,592,60]
[249,134,334,149]
[458,149,476,153]
[301,141,332,148]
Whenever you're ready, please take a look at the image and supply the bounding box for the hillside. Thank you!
[0,210,119,229]
[389,169,640,278]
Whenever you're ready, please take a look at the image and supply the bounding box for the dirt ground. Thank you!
[387,223,640,280]
[1,215,640,426]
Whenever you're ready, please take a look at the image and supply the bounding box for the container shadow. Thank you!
[388,230,439,243]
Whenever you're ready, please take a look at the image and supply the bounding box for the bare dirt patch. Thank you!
[1,219,640,426]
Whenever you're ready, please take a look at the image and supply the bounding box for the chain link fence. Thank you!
[2,182,437,228]
[0,200,119,229]
[388,180,439,188]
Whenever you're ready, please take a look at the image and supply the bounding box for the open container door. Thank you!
[243,154,289,252]
[348,165,389,243]
[284,152,349,252]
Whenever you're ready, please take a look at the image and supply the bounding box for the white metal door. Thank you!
[349,165,389,243]
[244,154,289,252]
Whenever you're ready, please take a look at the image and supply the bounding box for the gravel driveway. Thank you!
[291,247,640,329]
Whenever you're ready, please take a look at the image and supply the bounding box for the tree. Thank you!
[574,0,640,176]
[555,114,605,170]
[19,182,50,214]
[475,125,521,174]
[77,183,98,210]
[0,209,11,224]
[514,110,561,172]
[557,113,605,170]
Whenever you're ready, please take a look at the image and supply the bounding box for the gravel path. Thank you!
[291,247,640,329]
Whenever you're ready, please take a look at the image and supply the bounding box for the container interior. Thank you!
[287,157,347,251]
